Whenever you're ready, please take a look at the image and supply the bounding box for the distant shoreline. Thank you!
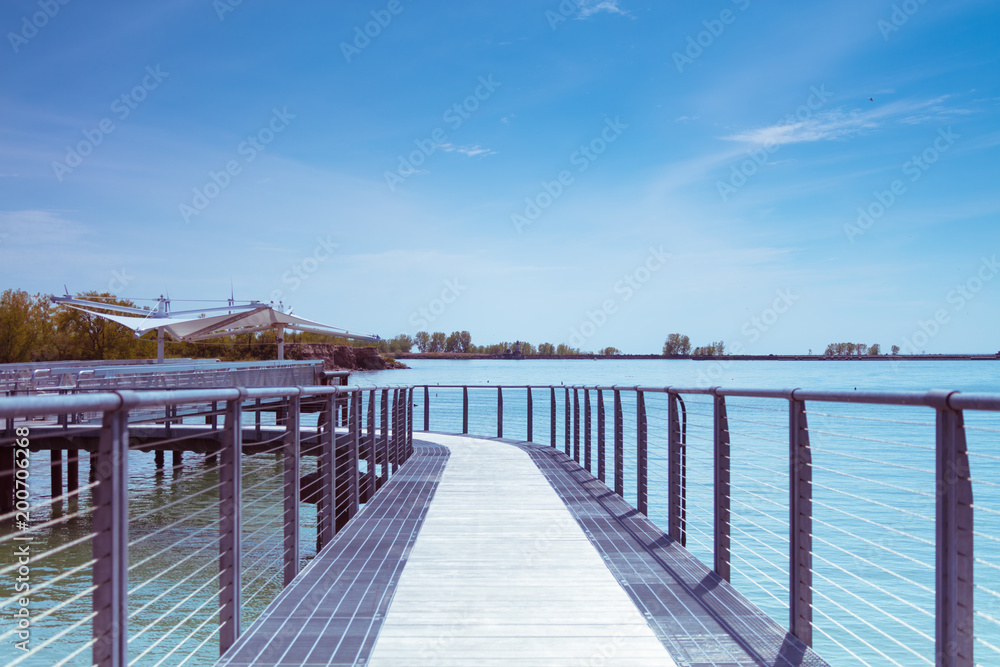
[393,353,1000,362]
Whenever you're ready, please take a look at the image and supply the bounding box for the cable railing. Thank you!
[415,383,994,667]
[0,384,414,667]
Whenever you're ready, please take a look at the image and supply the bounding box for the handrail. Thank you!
[414,382,983,667]
[0,384,415,667]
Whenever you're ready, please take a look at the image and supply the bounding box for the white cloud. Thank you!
[723,96,971,147]
[576,0,631,19]
[437,143,497,158]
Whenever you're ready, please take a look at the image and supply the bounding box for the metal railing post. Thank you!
[637,389,647,516]
[380,389,389,481]
[584,388,592,473]
[282,394,300,587]
[348,390,361,518]
[92,400,130,667]
[497,387,503,438]
[406,387,414,460]
[365,390,376,502]
[597,389,606,483]
[614,388,624,497]
[934,393,974,666]
[668,392,685,545]
[462,386,469,434]
[789,395,813,647]
[550,387,556,448]
[391,389,399,473]
[573,388,580,463]
[527,388,533,442]
[423,386,429,432]
[319,394,335,548]
[713,391,731,582]
[564,387,571,456]
[219,395,244,655]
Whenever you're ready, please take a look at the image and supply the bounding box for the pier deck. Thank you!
[217,433,824,667]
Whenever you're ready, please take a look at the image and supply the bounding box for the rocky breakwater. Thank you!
[285,344,407,371]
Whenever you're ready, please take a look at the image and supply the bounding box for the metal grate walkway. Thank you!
[217,433,829,666]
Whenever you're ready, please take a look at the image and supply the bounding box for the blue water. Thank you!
[357,359,1000,666]
[9,359,999,666]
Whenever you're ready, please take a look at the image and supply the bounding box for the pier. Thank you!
[0,375,996,666]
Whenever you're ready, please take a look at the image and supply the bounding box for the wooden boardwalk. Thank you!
[217,433,828,667]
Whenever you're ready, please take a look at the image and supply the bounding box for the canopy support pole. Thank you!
[157,328,164,364]
[277,326,284,361]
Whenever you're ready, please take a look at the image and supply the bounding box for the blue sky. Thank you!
[1,0,998,354]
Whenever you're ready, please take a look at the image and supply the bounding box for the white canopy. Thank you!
[65,304,379,343]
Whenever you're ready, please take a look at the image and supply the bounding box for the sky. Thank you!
[1,0,998,354]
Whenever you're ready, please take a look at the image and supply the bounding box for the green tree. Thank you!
[52,292,153,360]
[414,331,430,353]
[891,344,900,355]
[520,342,536,355]
[0,290,54,363]
[537,342,555,355]
[428,332,446,353]
[555,344,579,356]
[662,333,691,356]
[600,347,620,356]
[868,343,880,355]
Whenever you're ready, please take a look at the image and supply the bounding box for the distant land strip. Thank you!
[392,353,1000,362]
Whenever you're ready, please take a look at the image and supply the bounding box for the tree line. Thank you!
[662,333,725,356]
[823,342,900,356]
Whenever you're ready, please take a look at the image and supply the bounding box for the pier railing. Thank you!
[416,383,999,667]
[0,385,413,666]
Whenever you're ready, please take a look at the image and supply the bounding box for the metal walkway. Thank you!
[218,433,825,666]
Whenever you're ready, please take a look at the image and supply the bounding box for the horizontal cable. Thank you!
[5,609,98,666]
[807,427,934,452]
[811,481,935,524]
[0,557,96,610]
[810,514,933,572]
[808,445,934,475]
[0,480,99,523]
[129,555,220,620]
[810,539,935,609]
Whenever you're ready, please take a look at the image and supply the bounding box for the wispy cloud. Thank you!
[723,96,972,146]
[438,143,497,158]
[576,0,631,19]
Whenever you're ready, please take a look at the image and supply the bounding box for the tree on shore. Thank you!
[824,342,883,356]
[891,344,900,355]
[662,333,691,356]
[692,341,725,356]
[537,342,555,355]
[414,331,430,352]
[600,347,620,356]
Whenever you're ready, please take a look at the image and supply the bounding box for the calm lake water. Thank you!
[9,359,1000,666]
